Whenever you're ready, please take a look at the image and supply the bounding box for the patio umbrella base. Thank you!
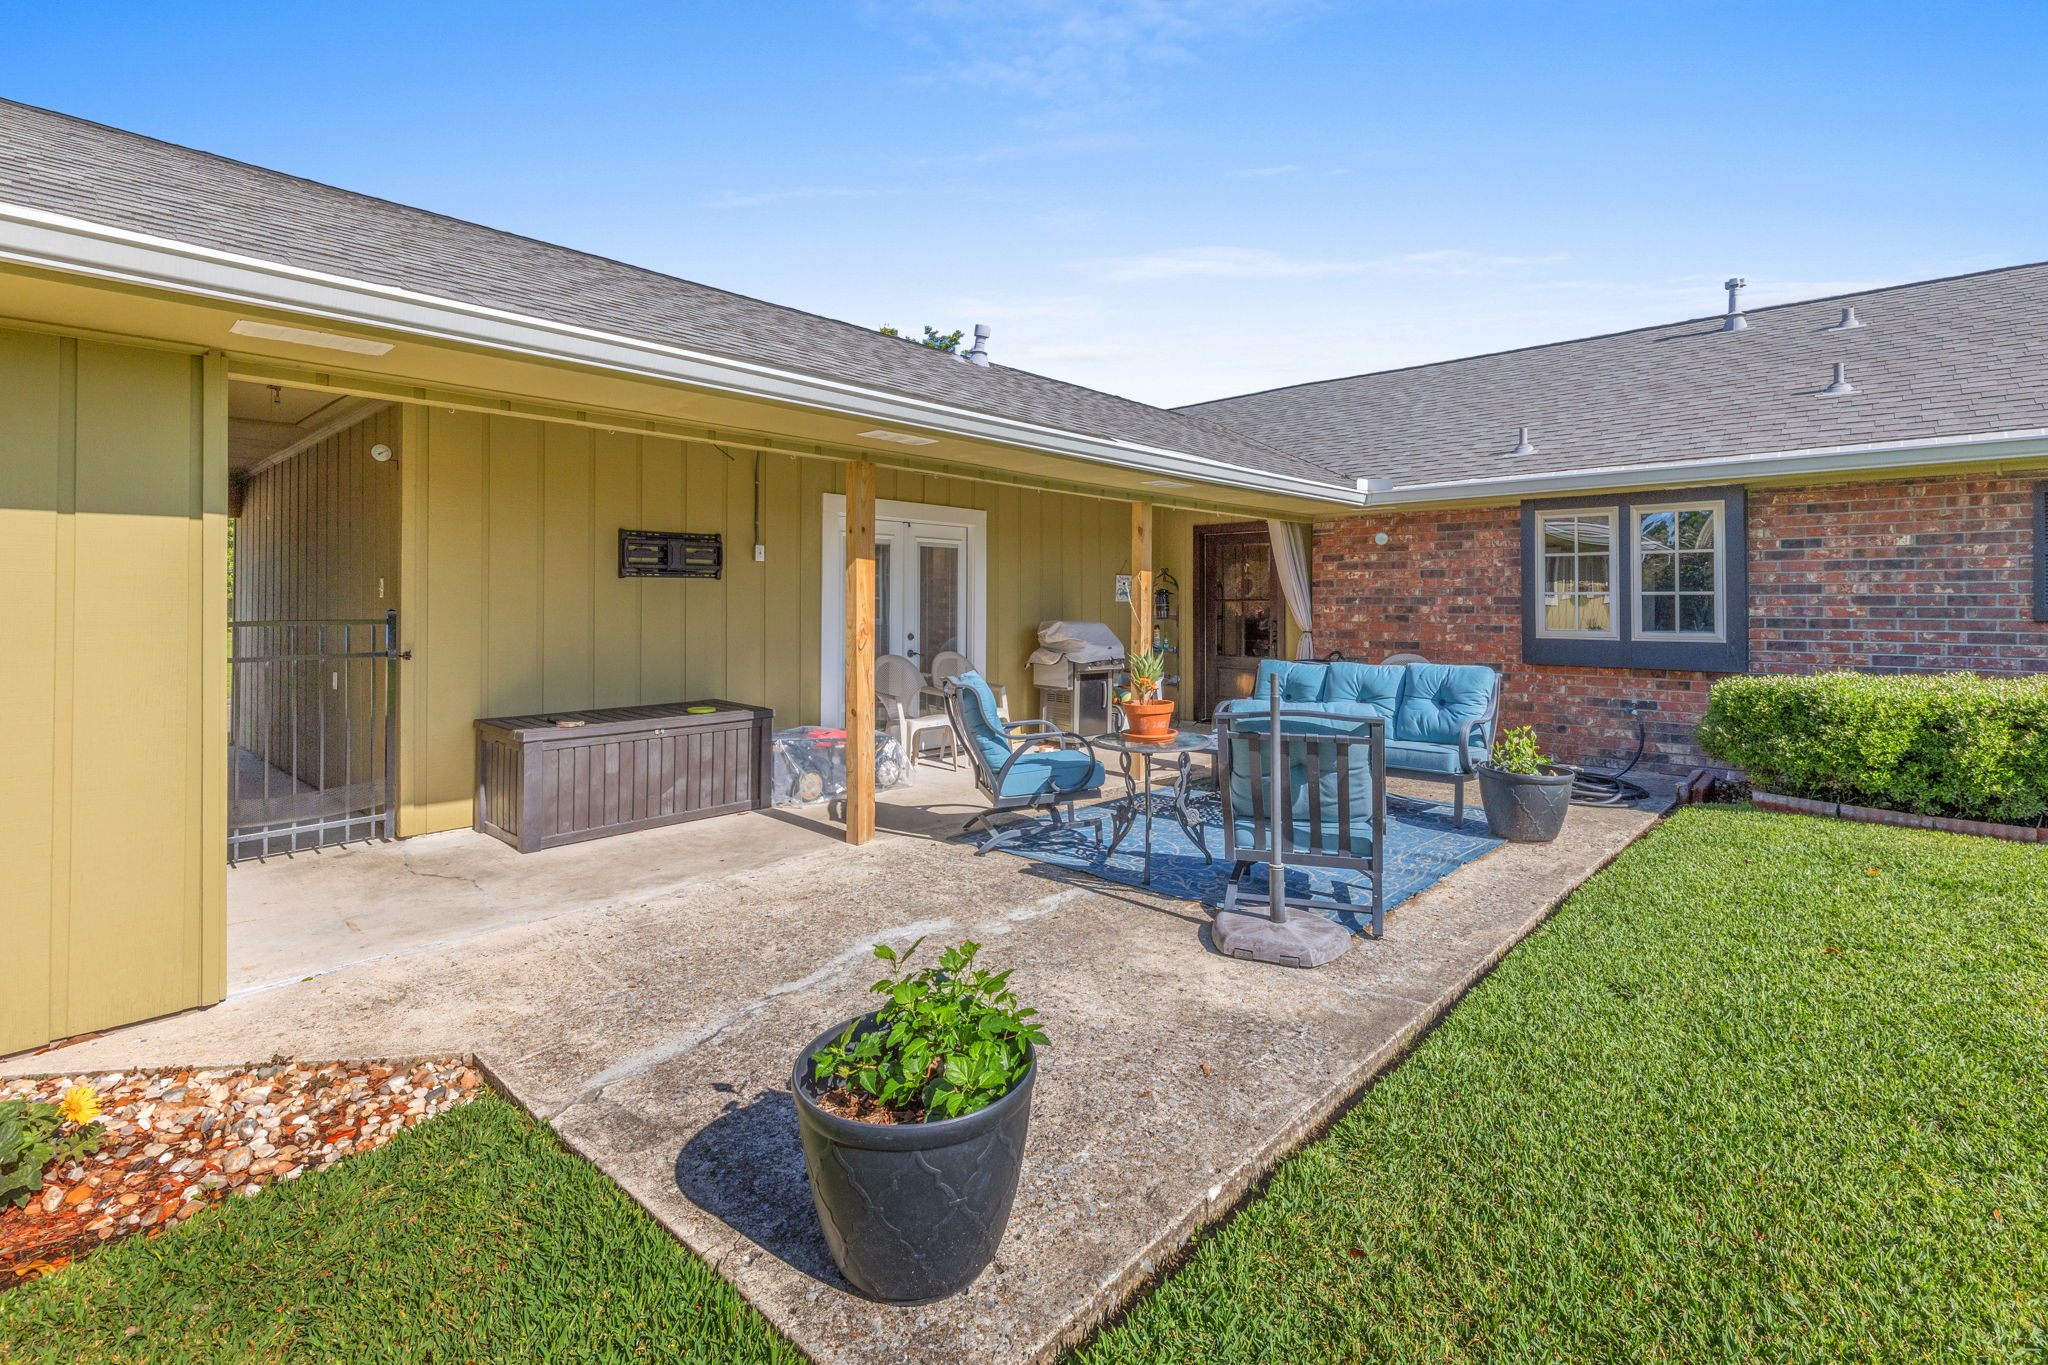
[1211,904,1353,969]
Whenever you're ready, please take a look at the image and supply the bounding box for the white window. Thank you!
[1632,504,1723,639]
[1537,510,1617,637]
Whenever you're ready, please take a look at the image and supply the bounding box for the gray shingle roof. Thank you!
[0,99,1340,485]
[1180,264,2048,487]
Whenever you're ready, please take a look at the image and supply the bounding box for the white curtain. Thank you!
[1266,520,1315,659]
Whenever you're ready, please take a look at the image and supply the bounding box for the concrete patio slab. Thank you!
[9,782,1668,1365]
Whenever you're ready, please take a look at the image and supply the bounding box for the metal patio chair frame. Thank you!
[1217,705,1389,937]
[940,676,1104,855]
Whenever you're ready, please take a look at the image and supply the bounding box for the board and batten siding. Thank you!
[0,324,227,1055]
[395,405,1224,835]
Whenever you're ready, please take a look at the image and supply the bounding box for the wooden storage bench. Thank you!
[474,700,774,852]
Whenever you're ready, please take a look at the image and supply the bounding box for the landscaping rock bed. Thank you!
[1,1058,477,1287]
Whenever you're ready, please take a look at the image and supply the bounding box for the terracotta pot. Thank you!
[1121,697,1176,739]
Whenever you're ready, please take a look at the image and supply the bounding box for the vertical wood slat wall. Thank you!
[0,323,226,1055]
[395,405,1235,837]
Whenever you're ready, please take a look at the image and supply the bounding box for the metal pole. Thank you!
[1268,687,1286,923]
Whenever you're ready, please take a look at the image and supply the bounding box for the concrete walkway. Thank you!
[10,784,1667,1365]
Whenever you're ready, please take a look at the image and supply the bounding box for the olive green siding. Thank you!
[0,324,226,1056]
[391,406,1234,834]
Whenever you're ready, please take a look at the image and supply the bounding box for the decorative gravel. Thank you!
[1,1058,478,1287]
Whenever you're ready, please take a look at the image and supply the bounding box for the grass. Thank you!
[1075,805,2048,1364]
[7,806,2043,1363]
[0,1091,799,1364]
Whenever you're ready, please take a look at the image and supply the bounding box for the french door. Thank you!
[874,520,967,669]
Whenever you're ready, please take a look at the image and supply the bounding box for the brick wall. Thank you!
[1312,470,2046,774]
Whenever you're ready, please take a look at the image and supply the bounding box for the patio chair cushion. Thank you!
[1391,663,1497,748]
[997,748,1105,799]
[1229,815,1374,859]
[951,670,1015,774]
[1225,731,1375,856]
[1382,737,1482,775]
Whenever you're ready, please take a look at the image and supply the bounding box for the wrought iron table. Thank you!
[1088,728,1217,885]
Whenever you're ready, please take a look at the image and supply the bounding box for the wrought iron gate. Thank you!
[228,612,399,862]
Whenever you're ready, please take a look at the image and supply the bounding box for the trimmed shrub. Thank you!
[1696,671,2048,825]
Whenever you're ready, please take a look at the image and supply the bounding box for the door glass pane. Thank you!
[918,544,961,658]
[874,541,892,654]
[1218,598,1247,655]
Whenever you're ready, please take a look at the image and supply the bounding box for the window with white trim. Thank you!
[1520,486,1748,671]
[1537,510,1617,637]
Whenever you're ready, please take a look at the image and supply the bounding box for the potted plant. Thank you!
[1118,649,1175,740]
[793,938,1045,1303]
[1476,725,1575,842]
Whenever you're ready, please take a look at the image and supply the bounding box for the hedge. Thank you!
[1696,671,2048,826]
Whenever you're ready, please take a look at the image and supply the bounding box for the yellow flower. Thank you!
[56,1085,100,1127]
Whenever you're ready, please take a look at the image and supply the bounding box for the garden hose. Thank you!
[1564,704,1653,807]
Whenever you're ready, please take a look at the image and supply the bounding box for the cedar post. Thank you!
[1130,502,1155,665]
[843,461,878,844]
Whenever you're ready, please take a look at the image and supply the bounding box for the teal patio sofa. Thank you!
[1214,658,1502,826]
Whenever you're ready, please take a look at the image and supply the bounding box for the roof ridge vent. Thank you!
[1509,426,1538,456]
[1820,362,1857,396]
[1826,305,1864,331]
[1719,277,1748,332]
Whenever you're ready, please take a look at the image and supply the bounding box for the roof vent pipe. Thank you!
[1719,277,1748,332]
[1827,305,1864,331]
[964,323,991,367]
[1509,426,1538,456]
[1820,362,1857,396]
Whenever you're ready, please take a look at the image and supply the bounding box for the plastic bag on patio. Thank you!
[771,727,910,806]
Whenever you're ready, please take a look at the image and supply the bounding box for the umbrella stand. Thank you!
[1211,688,1353,968]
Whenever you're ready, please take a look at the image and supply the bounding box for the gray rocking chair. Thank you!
[940,671,1105,854]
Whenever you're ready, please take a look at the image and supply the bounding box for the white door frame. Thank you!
[821,494,988,725]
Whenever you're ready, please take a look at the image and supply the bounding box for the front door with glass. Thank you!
[874,520,967,669]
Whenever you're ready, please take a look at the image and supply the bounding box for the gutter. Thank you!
[1360,427,2048,507]
[0,202,1365,509]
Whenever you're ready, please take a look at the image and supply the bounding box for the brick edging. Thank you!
[1751,791,2044,843]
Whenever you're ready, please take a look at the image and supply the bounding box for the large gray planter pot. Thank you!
[792,1013,1035,1304]
[1477,763,1574,842]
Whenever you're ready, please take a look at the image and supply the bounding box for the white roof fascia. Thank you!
[1361,428,2048,507]
[0,202,1366,508]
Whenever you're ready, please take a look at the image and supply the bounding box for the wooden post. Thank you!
[1130,502,1154,666]
[844,461,878,845]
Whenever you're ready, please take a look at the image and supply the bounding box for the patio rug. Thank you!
[971,786,1504,935]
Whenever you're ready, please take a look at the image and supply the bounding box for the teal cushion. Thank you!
[1230,817,1374,859]
[951,670,1014,775]
[1393,663,1497,746]
[1250,659,1328,702]
[998,750,1104,799]
[1322,663,1405,720]
[1225,730,1376,856]
[1216,702,1377,738]
[1382,738,1484,775]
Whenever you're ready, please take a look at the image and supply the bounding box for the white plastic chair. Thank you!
[877,653,955,781]
[930,650,1008,721]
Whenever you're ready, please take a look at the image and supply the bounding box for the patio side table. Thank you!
[1088,729,1217,885]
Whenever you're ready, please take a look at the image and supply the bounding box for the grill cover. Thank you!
[1028,620,1125,668]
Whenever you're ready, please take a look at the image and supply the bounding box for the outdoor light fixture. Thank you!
[230,319,394,355]
[856,429,938,446]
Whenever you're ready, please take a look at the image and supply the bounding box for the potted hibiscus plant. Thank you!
[1476,725,1576,842]
[793,938,1044,1303]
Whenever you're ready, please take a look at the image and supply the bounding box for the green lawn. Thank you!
[7,806,2043,1363]
[0,1092,798,1364]
[1076,806,2048,1363]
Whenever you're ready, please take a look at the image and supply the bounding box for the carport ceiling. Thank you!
[228,380,380,473]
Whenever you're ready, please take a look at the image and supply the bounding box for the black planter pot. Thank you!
[1477,763,1575,842]
[792,1013,1034,1303]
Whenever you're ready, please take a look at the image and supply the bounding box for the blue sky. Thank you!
[7,1,2045,406]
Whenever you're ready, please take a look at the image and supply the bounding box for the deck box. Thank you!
[474,700,774,852]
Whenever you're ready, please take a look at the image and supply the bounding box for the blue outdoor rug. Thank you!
[970,786,1505,935]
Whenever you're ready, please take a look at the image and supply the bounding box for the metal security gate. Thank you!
[228,612,399,862]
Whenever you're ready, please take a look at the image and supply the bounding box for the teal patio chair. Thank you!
[940,671,1104,854]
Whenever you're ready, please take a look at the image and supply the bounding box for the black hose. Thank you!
[1563,705,1652,806]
